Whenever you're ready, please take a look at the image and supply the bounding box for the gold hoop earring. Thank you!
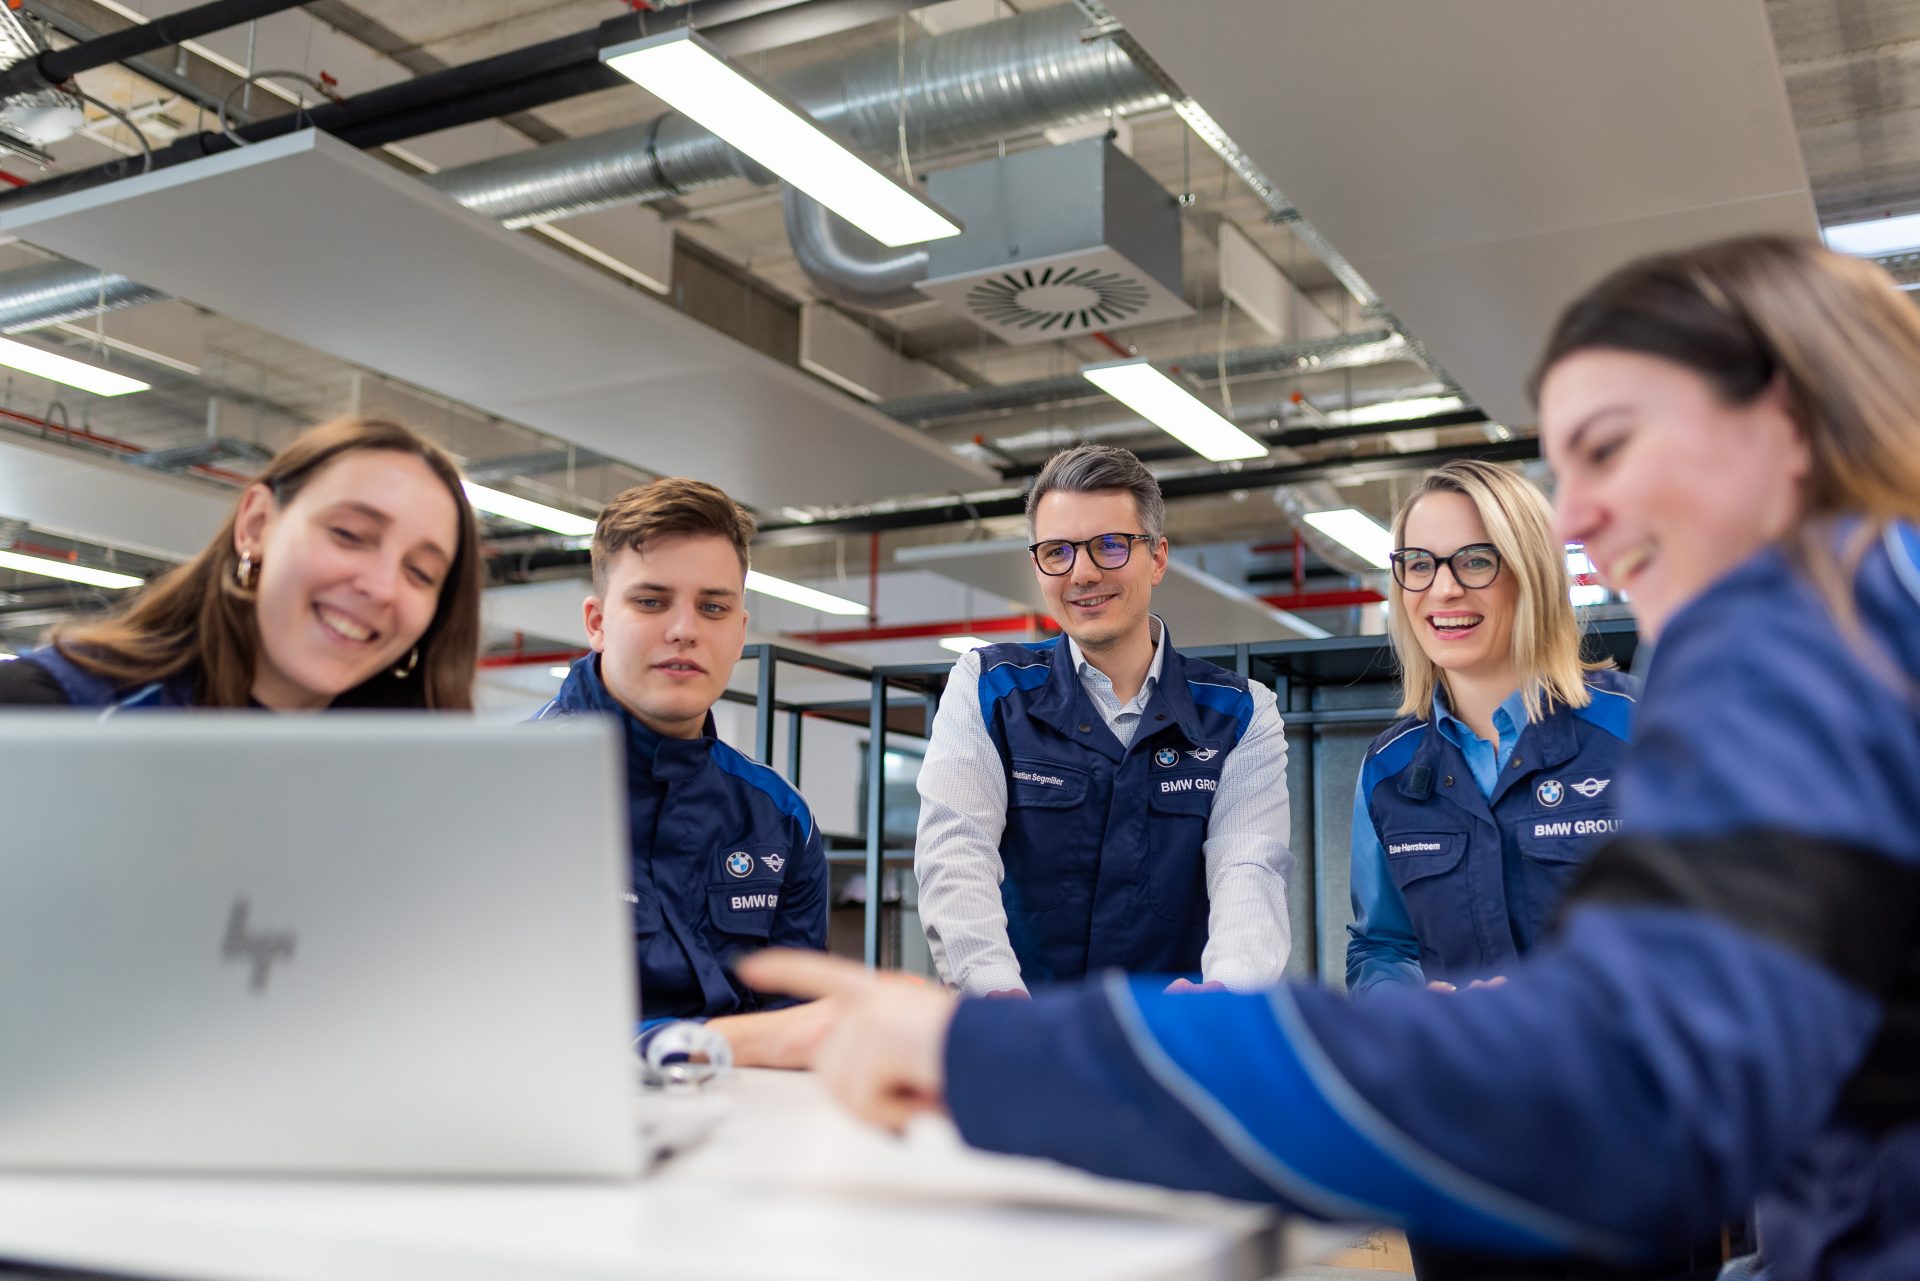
[392,646,419,680]
[235,551,258,591]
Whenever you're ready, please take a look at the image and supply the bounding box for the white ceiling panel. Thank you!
[0,435,229,562]
[896,539,1327,644]
[0,130,993,510]
[1105,0,1817,426]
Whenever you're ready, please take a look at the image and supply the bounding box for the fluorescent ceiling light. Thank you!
[549,665,572,679]
[602,29,961,249]
[1081,360,1266,462]
[744,569,866,616]
[938,635,992,654]
[1823,212,1920,258]
[0,548,143,590]
[1302,508,1393,569]
[0,335,148,397]
[462,482,597,537]
[1328,395,1467,427]
[1570,583,1609,608]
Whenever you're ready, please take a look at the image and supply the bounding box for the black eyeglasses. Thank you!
[1389,543,1503,592]
[1029,532,1155,577]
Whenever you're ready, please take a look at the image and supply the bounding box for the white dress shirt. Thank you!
[914,616,1295,995]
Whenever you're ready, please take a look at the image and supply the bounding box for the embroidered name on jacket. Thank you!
[730,892,779,911]
[1159,776,1218,793]
[1013,769,1065,787]
[1388,840,1444,855]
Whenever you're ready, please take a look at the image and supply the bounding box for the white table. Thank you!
[0,1070,1328,1281]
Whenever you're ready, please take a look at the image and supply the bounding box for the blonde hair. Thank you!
[1387,460,1604,722]
[1534,235,1920,622]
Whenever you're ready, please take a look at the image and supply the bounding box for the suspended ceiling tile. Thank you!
[895,539,1328,644]
[0,434,229,562]
[0,130,993,509]
[1104,0,1817,426]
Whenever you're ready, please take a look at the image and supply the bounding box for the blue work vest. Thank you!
[1357,668,1637,983]
[975,634,1255,984]
[536,654,828,1021]
[16,646,197,710]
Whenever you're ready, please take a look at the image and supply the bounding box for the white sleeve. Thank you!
[913,650,1027,995]
[1198,681,1295,989]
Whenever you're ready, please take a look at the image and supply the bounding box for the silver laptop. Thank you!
[0,715,641,1178]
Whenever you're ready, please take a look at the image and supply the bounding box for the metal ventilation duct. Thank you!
[0,5,1162,333]
[0,259,164,332]
[914,135,1188,341]
[424,4,1162,228]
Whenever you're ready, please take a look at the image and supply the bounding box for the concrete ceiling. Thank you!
[1104,0,1819,429]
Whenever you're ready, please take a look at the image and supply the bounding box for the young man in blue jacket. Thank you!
[536,478,830,1067]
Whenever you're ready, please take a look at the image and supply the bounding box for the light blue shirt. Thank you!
[1346,686,1530,995]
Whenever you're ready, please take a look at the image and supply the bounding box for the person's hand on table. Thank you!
[709,996,846,1070]
[737,950,957,1133]
[1427,975,1507,993]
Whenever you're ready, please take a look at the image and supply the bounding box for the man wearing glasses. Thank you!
[913,444,1294,996]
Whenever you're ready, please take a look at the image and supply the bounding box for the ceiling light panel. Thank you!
[1302,509,1393,569]
[745,570,866,616]
[0,335,148,397]
[601,29,961,249]
[1081,359,1266,462]
[0,548,143,589]
[462,483,597,538]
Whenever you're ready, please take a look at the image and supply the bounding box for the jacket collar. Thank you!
[552,653,716,779]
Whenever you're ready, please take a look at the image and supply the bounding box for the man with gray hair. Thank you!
[913,443,1295,995]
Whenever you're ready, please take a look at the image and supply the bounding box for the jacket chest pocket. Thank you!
[1001,759,1094,912]
[1382,830,1471,944]
[707,844,790,939]
[1513,809,1619,930]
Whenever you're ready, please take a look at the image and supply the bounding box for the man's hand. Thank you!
[708,997,844,1071]
[1164,978,1227,993]
[1427,975,1507,994]
[737,950,957,1133]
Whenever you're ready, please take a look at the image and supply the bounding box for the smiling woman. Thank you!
[0,417,484,712]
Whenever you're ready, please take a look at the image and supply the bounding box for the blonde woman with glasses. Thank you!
[1345,460,1638,1005]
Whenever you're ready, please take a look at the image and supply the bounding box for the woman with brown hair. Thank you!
[746,235,1920,1281]
[0,416,483,711]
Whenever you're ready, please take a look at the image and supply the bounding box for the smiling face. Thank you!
[235,449,459,711]
[585,533,748,739]
[1397,490,1520,691]
[1030,488,1167,655]
[1540,348,1810,640]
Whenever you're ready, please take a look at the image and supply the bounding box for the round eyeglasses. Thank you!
[1389,543,1503,592]
[1029,532,1154,577]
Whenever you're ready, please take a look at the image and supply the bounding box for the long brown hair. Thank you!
[52,416,484,709]
[1532,235,1920,616]
[1387,460,1607,722]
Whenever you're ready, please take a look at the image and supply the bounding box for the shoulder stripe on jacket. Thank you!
[710,741,816,839]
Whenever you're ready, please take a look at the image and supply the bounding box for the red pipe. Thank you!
[783,613,1054,645]
[0,404,253,485]
[1291,529,1304,594]
[1260,588,1385,610]
[1090,331,1134,359]
[867,532,879,624]
[0,171,26,188]
[478,647,587,669]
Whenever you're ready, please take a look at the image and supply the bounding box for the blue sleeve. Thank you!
[947,908,1878,1259]
[1344,776,1425,995]
[945,562,1915,1260]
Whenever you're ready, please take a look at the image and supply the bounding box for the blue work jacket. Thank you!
[938,521,1920,1279]
[975,634,1255,983]
[16,645,197,709]
[1347,673,1637,994]
[536,654,828,1021]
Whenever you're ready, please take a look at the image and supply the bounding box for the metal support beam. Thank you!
[863,676,888,967]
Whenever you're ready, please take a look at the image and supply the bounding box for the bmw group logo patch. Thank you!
[1536,779,1565,808]
[725,851,754,879]
[1153,747,1180,768]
